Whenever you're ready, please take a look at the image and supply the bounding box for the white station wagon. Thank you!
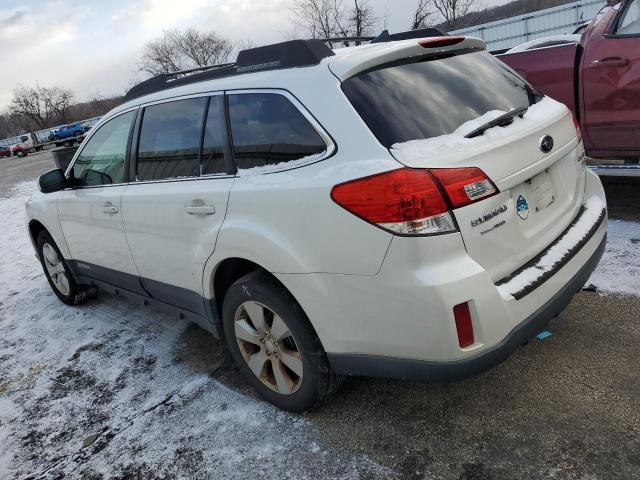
[27,31,607,411]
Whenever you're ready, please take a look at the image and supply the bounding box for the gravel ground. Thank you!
[0,153,639,479]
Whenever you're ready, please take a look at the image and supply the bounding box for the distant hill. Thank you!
[442,0,591,31]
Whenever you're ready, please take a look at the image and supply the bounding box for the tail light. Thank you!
[429,168,497,208]
[331,167,498,236]
[419,36,465,48]
[453,302,475,348]
[572,113,582,143]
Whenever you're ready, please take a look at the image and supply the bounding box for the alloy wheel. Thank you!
[234,301,303,395]
[42,242,70,296]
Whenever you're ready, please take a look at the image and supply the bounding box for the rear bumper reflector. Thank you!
[453,302,475,348]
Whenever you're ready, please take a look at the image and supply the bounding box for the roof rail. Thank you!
[123,39,334,103]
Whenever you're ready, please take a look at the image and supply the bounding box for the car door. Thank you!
[57,109,145,293]
[120,94,234,316]
[581,0,640,152]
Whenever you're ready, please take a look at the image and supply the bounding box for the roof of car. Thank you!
[112,31,485,119]
[122,28,483,99]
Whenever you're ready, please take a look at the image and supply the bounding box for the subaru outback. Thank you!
[27,32,607,411]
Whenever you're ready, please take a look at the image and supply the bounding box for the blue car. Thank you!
[48,123,87,142]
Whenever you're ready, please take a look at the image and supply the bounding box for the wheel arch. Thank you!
[28,219,48,253]
[209,257,326,346]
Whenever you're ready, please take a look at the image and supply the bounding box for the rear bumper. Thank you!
[276,170,607,380]
[327,233,606,381]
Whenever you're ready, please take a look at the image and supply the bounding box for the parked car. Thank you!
[48,123,87,144]
[0,145,11,158]
[505,34,582,54]
[499,0,640,162]
[27,34,607,411]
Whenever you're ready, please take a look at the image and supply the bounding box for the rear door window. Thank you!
[137,97,207,181]
[227,93,327,171]
[342,51,538,148]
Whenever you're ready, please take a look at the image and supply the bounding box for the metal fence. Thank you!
[451,0,606,51]
[0,116,102,149]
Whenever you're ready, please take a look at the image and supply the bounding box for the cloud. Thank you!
[112,0,212,30]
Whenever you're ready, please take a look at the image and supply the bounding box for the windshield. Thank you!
[342,50,539,148]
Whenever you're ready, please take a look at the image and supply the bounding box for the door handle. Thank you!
[184,200,215,216]
[102,202,119,214]
[591,57,630,68]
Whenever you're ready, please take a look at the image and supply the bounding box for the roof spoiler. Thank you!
[371,28,448,43]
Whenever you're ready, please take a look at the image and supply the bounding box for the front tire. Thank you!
[37,231,94,305]
[222,271,341,412]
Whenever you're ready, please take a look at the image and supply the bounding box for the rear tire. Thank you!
[37,231,95,305]
[222,270,342,412]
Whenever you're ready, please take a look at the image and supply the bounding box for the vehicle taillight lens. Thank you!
[429,167,497,208]
[453,302,475,348]
[418,36,465,48]
[572,113,582,143]
[331,167,499,236]
[330,168,456,235]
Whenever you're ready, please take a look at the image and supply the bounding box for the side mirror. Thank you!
[39,169,67,193]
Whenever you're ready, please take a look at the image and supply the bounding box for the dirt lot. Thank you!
[1,152,639,479]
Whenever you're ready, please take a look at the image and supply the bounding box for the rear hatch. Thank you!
[340,47,585,281]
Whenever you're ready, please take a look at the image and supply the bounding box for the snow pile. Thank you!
[588,219,640,296]
[390,96,565,165]
[0,182,387,479]
[497,195,606,298]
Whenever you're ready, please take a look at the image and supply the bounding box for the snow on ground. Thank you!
[0,182,389,479]
[588,218,640,296]
[0,181,638,478]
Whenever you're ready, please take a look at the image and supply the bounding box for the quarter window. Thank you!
[71,110,135,187]
[228,93,326,171]
[617,0,640,35]
[137,97,207,181]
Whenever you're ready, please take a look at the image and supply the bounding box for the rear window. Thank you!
[342,51,538,148]
[228,93,327,170]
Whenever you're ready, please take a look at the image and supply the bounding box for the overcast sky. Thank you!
[0,0,508,111]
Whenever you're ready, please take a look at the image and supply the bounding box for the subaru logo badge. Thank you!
[539,135,554,153]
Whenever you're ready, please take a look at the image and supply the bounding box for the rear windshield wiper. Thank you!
[464,106,529,139]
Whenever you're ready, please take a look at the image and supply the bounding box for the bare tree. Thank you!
[350,0,376,43]
[139,28,233,76]
[44,86,74,123]
[432,0,478,30]
[291,0,343,44]
[9,85,74,130]
[0,113,23,138]
[291,0,376,47]
[411,0,434,30]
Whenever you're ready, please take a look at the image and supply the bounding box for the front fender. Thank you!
[26,190,70,259]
